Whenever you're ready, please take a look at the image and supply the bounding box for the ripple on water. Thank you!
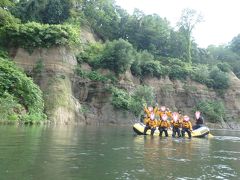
[215,150,240,154]
[214,136,240,142]
[112,147,130,151]
[167,157,191,162]
[201,164,238,179]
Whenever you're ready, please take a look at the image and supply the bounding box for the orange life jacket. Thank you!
[145,118,158,128]
[171,119,182,128]
[182,121,192,130]
[159,120,170,128]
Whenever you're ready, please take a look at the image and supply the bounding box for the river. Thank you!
[0,125,239,180]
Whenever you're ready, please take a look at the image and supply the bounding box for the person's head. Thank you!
[148,106,153,112]
[161,114,168,121]
[150,113,155,120]
[172,112,179,121]
[160,106,166,112]
[183,115,190,122]
[195,111,201,119]
[178,110,182,115]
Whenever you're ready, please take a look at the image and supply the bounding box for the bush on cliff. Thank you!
[1,22,79,52]
[0,8,20,27]
[111,85,154,117]
[76,42,104,68]
[208,67,230,90]
[0,58,46,122]
[100,39,135,75]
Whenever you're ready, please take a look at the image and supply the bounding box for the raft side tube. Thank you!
[133,122,211,138]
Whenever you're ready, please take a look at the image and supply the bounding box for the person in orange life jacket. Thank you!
[181,115,193,138]
[143,113,158,135]
[143,105,153,124]
[143,104,158,117]
[157,106,166,119]
[158,113,170,137]
[193,111,204,130]
[170,112,182,138]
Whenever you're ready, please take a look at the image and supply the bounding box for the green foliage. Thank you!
[130,50,154,77]
[0,58,46,121]
[42,0,71,24]
[111,87,130,110]
[141,61,168,78]
[11,0,71,24]
[131,85,154,106]
[87,71,108,82]
[0,0,14,8]
[207,45,240,62]
[0,47,9,58]
[163,58,192,80]
[33,59,45,75]
[217,62,231,73]
[208,67,229,89]
[76,42,104,68]
[100,39,135,75]
[195,100,225,123]
[81,0,120,40]
[0,8,20,27]
[230,34,240,56]
[0,92,23,121]
[190,64,210,84]
[177,8,203,63]
[111,85,154,116]
[75,67,109,83]
[124,10,171,56]
[168,64,189,80]
[1,22,79,52]
[130,60,142,77]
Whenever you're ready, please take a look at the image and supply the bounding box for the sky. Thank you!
[115,0,240,48]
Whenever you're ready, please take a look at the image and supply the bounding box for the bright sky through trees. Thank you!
[115,0,240,48]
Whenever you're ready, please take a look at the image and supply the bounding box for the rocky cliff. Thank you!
[9,29,240,128]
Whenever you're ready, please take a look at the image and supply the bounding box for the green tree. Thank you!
[209,67,229,89]
[177,8,203,63]
[100,39,135,75]
[42,0,71,24]
[0,8,20,27]
[124,10,171,57]
[230,34,240,56]
[11,0,48,22]
[0,0,14,8]
[167,29,188,60]
[81,0,120,40]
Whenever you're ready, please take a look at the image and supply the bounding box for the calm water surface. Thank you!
[0,125,240,180]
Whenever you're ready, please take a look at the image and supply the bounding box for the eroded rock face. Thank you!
[11,46,240,127]
[10,46,77,74]
[11,47,84,124]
